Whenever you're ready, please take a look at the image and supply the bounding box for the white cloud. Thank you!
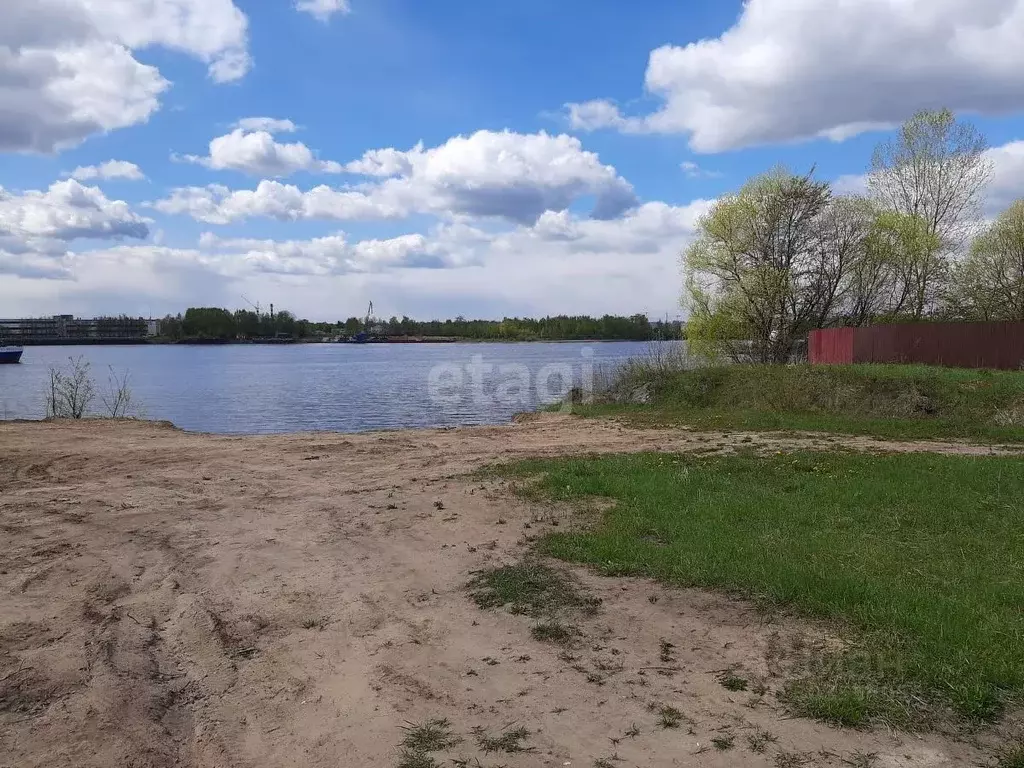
[234,117,297,134]
[160,130,638,225]
[295,0,351,22]
[197,230,471,276]
[680,161,722,180]
[984,140,1024,214]
[1,0,250,153]
[567,0,1024,152]
[4,198,710,321]
[0,179,150,278]
[344,145,419,177]
[566,99,645,133]
[0,180,149,241]
[182,127,343,177]
[152,181,402,224]
[70,160,145,182]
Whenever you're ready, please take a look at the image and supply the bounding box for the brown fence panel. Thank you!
[809,328,855,364]
[811,322,1024,370]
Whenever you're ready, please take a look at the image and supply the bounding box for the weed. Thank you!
[593,759,615,768]
[658,640,676,663]
[774,751,810,768]
[531,620,577,646]
[998,744,1024,768]
[472,725,533,754]
[656,705,684,729]
[711,733,735,751]
[301,616,329,631]
[746,729,777,753]
[396,749,439,768]
[842,751,878,767]
[624,723,640,739]
[718,672,748,692]
[467,561,599,617]
[400,719,461,752]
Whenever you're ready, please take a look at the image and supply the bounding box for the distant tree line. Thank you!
[684,108,1024,364]
[156,308,679,342]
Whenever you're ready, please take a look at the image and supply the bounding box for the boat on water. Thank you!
[0,345,24,364]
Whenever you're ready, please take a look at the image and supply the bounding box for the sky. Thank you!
[3,0,1024,323]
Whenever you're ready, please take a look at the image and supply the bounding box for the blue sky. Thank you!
[3,0,1024,321]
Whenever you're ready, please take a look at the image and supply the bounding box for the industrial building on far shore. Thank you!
[0,315,159,344]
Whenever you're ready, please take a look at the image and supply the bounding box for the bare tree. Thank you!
[46,356,95,419]
[100,366,134,418]
[868,108,992,249]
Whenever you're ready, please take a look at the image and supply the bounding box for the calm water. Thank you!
[0,342,657,434]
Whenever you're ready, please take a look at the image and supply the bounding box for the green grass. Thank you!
[498,450,1024,727]
[472,725,533,754]
[400,719,462,752]
[579,363,1024,443]
[467,561,600,617]
[999,743,1024,768]
[530,619,578,645]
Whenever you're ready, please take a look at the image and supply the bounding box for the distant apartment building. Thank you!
[0,315,157,343]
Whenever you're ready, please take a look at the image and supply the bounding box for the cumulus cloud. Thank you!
[347,130,638,223]
[566,0,1024,152]
[6,194,710,325]
[0,180,150,279]
[152,181,402,225]
[0,180,149,241]
[70,160,145,182]
[1,0,250,153]
[159,130,638,225]
[182,127,343,177]
[197,230,469,276]
[984,140,1024,214]
[295,0,351,22]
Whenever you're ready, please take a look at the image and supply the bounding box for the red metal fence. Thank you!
[809,322,1024,370]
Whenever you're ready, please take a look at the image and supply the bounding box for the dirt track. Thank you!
[0,416,1016,767]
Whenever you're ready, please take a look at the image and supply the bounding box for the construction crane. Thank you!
[353,301,374,344]
[241,295,262,315]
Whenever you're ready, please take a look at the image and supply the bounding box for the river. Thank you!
[0,341,663,434]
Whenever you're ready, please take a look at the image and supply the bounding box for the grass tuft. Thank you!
[400,719,461,753]
[998,743,1024,768]
[711,733,735,751]
[467,561,600,617]
[531,620,578,645]
[472,725,533,754]
[396,749,439,768]
[746,729,777,753]
[655,704,684,729]
[718,672,748,692]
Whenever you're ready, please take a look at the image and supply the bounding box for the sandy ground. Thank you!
[1,415,1019,768]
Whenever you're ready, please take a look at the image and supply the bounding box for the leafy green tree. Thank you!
[951,200,1024,321]
[684,168,842,363]
[863,211,945,320]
